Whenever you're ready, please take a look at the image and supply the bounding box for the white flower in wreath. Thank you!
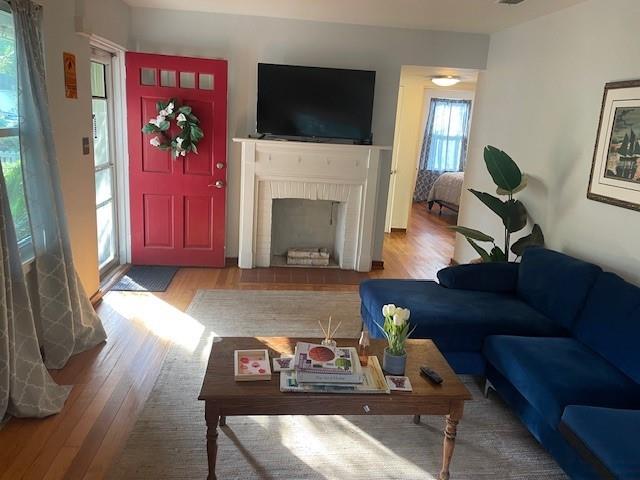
[149,136,161,147]
[176,113,187,124]
[149,114,165,127]
[180,149,187,157]
[176,137,184,148]
[165,102,175,115]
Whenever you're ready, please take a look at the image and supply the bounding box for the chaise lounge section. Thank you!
[359,247,640,478]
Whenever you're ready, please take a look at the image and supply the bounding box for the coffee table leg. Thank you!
[205,404,220,480]
[439,401,464,480]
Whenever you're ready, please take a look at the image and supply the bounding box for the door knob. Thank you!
[216,162,225,169]
[208,180,225,189]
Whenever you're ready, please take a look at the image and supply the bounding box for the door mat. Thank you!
[111,265,179,292]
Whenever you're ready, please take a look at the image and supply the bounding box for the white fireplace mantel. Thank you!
[234,138,391,272]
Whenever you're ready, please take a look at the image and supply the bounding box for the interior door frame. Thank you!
[90,35,132,266]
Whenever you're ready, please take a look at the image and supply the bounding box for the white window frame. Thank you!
[89,35,131,266]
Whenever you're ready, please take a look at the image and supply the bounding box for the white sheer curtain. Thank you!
[0,0,107,420]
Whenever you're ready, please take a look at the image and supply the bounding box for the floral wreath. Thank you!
[142,98,204,158]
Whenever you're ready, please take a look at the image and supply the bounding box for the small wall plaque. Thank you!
[63,52,77,99]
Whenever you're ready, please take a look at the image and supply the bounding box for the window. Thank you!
[91,56,119,274]
[419,98,472,172]
[0,8,29,253]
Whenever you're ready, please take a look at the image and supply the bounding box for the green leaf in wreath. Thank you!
[484,145,522,192]
[190,125,204,142]
[178,106,192,115]
[187,114,200,124]
[449,225,495,242]
[142,123,160,134]
[158,120,170,131]
[191,143,198,154]
[156,100,167,112]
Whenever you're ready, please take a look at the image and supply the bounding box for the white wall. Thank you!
[455,0,640,283]
[130,8,490,260]
[40,0,130,295]
[386,72,475,230]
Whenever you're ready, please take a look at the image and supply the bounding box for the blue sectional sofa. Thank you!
[359,247,640,479]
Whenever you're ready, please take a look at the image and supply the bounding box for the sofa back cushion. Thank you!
[517,247,602,330]
[573,272,640,383]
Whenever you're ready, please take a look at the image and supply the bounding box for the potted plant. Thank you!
[377,304,414,375]
[451,145,544,262]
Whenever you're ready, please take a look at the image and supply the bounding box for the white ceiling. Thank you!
[124,0,587,34]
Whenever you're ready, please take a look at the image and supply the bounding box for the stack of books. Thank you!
[280,341,389,394]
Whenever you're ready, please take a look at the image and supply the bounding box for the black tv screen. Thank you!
[257,63,376,142]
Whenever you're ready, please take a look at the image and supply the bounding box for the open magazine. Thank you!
[281,356,389,394]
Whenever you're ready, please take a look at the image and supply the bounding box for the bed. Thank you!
[426,171,464,214]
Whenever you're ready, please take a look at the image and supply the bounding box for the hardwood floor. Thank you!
[0,203,455,479]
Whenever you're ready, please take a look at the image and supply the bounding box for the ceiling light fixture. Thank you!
[431,76,461,87]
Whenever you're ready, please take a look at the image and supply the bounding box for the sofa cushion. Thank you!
[561,406,640,479]
[437,262,519,294]
[359,279,566,352]
[483,336,640,428]
[573,272,640,383]
[517,248,602,330]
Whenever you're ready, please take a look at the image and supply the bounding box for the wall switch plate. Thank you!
[82,137,91,155]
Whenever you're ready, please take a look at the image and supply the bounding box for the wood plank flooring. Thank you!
[0,203,455,479]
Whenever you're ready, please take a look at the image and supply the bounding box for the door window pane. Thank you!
[180,71,195,88]
[160,70,176,87]
[141,67,156,86]
[199,73,214,90]
[92,98,110,167]
[96,201,115,268]
[95,168,112,205]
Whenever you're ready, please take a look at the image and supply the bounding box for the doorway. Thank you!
[91,49,119,277]
[385,66,478,232]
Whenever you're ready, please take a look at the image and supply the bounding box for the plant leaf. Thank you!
[489,246,507,262]
[497,174,528,196]
[158,120,170,131]
[484,146,522,192]
[450,225,495,242]
[469,189,507,219]
[178,105,192,115]
[510,224,545,257]
[466,238,492,262]
[502,199,528,233]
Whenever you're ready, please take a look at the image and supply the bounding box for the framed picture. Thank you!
[588,80,640,211]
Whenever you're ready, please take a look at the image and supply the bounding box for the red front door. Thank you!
[126,53,227,267]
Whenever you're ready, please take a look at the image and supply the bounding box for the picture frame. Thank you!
[587,80,640,211]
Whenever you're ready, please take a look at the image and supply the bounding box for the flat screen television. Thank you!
[257,63,376,143]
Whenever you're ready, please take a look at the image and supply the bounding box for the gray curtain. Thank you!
[0,162,70,418]
[13,0,106,370]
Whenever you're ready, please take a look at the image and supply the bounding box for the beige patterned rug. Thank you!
[109,290,566,479]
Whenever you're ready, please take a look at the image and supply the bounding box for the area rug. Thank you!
[111,265,179,292]
[109,290,566,479]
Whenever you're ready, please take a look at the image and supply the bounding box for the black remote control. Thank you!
[420,365,443,384]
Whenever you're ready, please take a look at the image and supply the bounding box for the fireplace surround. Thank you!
[234,138,390,271]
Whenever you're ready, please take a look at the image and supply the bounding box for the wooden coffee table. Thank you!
[199,337,472,479]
